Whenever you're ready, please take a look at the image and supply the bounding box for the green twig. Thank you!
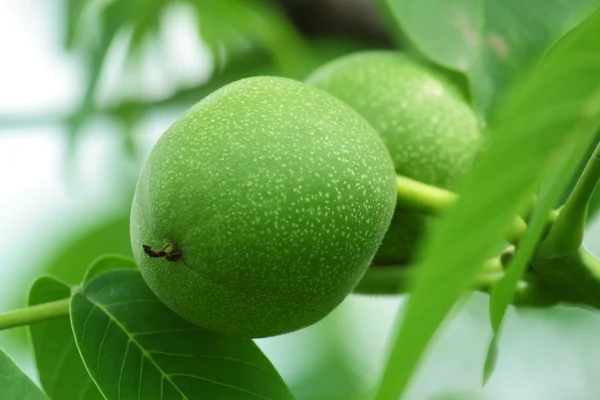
[395,175,456,213]
[395,175,528,244]
[541,142,600,257]
[0,298,70,331]
[355,257,526,298]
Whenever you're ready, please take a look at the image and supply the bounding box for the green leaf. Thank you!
[374,6,600,400]
[28,277,103,400]
[483,183,561,382]
[70,269,294,400]
[481,336,497,385]
[82,254,137,286]
[0,348,47,400]
[385,0,599,117]
[557,128,600,223]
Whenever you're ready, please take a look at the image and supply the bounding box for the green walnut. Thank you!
[306,51,482,264]
[130,76,397,338]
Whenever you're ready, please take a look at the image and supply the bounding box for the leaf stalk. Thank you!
[0,298,70,331]
[541,141,600,257]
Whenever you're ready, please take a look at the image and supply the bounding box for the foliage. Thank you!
[385,0,599,117]
[72,267,293,399]
[0,348,47,400]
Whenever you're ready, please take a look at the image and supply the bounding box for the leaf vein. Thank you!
[147,350,272,375]
[77,379,92,400]
[85,298,190,400]
[132,328,204,337]
[138,351,144,400]
[169,373,274,400]
[49,338,74,390]
[79,305,96,341]
[117,340,131,400]
[96,318,112,376]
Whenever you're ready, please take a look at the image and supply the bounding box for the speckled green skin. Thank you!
[130,76,397,338]
[306,51,482,264]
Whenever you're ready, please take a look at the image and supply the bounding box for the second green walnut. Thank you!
[307,51,482,265]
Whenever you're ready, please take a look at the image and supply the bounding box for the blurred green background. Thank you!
[1,1,600,399]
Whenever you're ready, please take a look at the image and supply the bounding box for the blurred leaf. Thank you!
[130,0,166,50]
[484,150,586,381]
[113,100,145,158]
[64,0,92,48]
[103,37,368,115]
[45,214,131,285]
[559,128,600,222]
[65,0,164,158]
[374,6,600,399]
[587,170,600,222]
[385,0,599,117]
[100,38,367,155]
[82,254,137,286]
[71,269,294,400]
[487,66,600,378]
[375,0,407,49]
[189,0,315,78]
[0,347,47,400]
[68,0,136,153]
[108,48,278,116]
[482,336,498,384]
[292,357,361,400]
[28,277,102,400]
[62,0,314,157]
[290,306,365,400]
